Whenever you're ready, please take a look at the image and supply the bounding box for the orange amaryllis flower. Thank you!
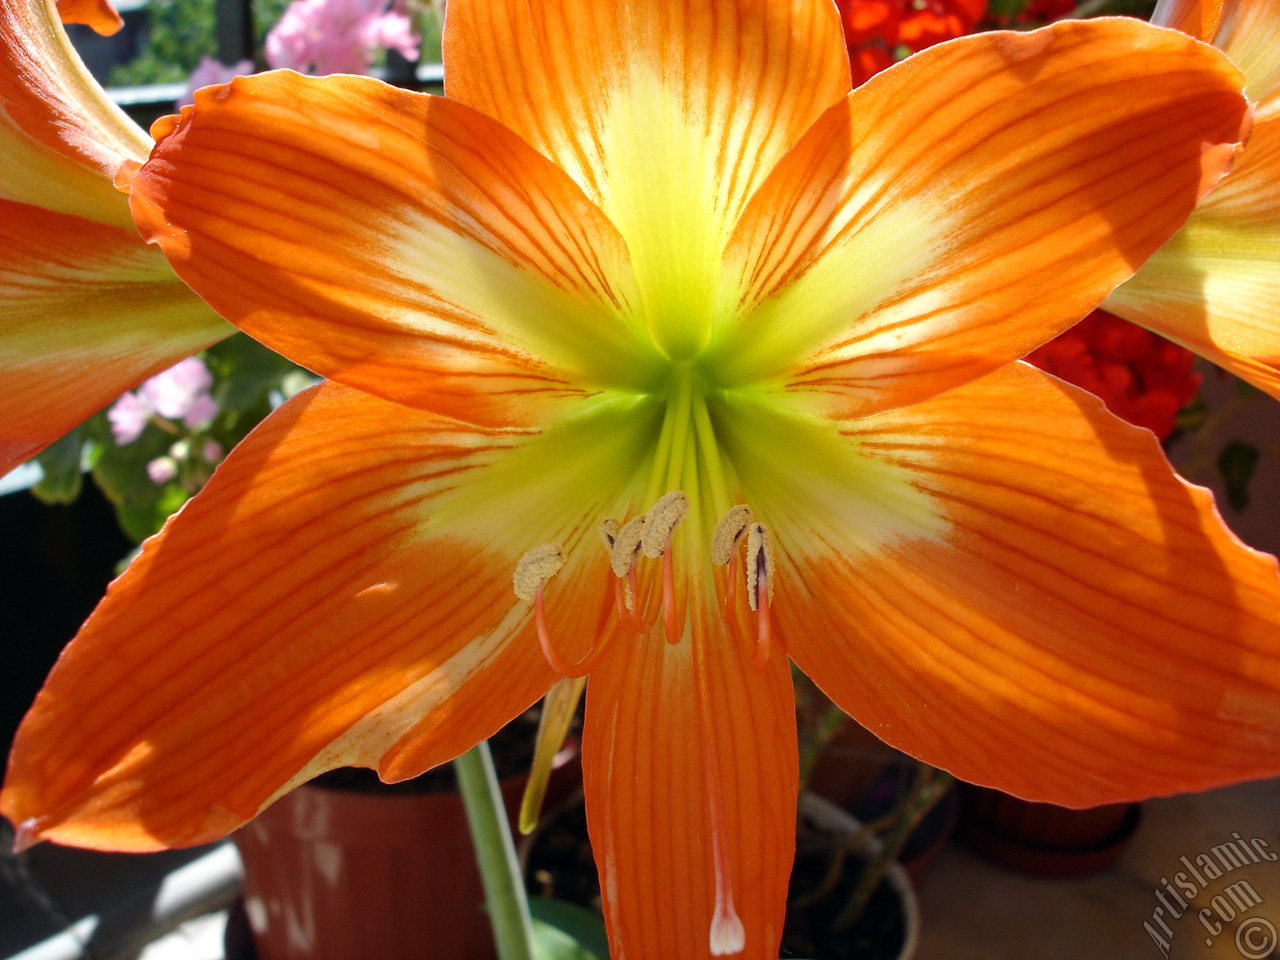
[0,0,228,475]
[6,5,1280,958]
[1107,0,1280,397]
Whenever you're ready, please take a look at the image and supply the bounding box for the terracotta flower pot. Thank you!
[233,748,578,960]
[956,784,1141,877]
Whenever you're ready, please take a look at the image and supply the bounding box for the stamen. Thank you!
[724,551,739,618]
[639,491,689,559]
[745,524,775,669]
[710,505,753,566]
[515,545,605,677]
[755,585,772,671]
[662,547,680,644]
[744,524,773,612]
[609,515,647,612]
[599,517,620,551]
[513,544,564,603]
[638,492,688,643]
[712,505,753,621]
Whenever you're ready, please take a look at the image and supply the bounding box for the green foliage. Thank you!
[1218,440,1261,512]
[108,0,298,87]
[529,900,610,960]
[31,428,86,504]
[109,0,218,85]
[34,336,311,543]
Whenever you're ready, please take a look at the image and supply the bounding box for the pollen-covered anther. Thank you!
[599,517,620,552]
[710,505,753,566]
[608,515,647,622]
[514,544,585,677]
[711,505,753,618]
[639,490,689,559]
[513,543,564,602]
[745,523,775,669]
[640,492,689,645]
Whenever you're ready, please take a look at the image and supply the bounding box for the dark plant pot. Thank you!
[232,745,579,960]
[956,784,1141,878]
[807,720,901,813]
[791,793,919,960]
[809,736,957,886]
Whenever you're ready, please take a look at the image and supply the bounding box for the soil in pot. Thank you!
[782,849,909,960]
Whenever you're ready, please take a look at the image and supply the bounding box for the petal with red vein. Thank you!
[0,199,229,476]
[710,19,1250,418]
[752,363,1280,807]
[444,0,850,359]
[0,382,664,851]
[130,72,658,427]
[1,0,149,228]
[584,596,797,960]
[1106,115,1280,399]
[56,0,122,34]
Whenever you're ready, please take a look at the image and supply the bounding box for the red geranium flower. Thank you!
[1027,310,1203,440]
[836,0,988,84]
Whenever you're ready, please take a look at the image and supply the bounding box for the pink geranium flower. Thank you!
[265,0,419,76]
[106,357,217,444]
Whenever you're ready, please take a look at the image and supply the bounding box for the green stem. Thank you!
[832,766,953,933]
[455,741,537,960]
[797,701,849,791]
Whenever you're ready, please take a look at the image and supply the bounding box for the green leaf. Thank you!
[1217,440,1260,512]
[529,900,610,960]
[31,428,85,504]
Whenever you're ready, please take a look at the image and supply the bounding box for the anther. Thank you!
[744,524,772,612]
[639,491,689,559]
[513,544,564,602]
[599,517,619,551]
[639,492,688,644]
[514,545,586,677]
[712,505,753,619]
[710,505,753,566]
[609,515,647,621]
[745,524,775,669]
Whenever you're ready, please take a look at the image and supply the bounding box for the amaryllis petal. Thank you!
[1105,116,1280,398]
[1152,0,1224,45]
[55,0,122,34]
[129,71,659,427]
[768,363,1280,807]
[0,200,228,475]
[444,0,850,359]
[1183,0,1280,112]
[709,19,1250,417]
[1,0,148,228]
[0,382,585,851]
[584,599,796,960]
[1106,0,1280,396]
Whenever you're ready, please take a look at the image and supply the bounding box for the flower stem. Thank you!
[455,740,537,960]
[832,765,953,933]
